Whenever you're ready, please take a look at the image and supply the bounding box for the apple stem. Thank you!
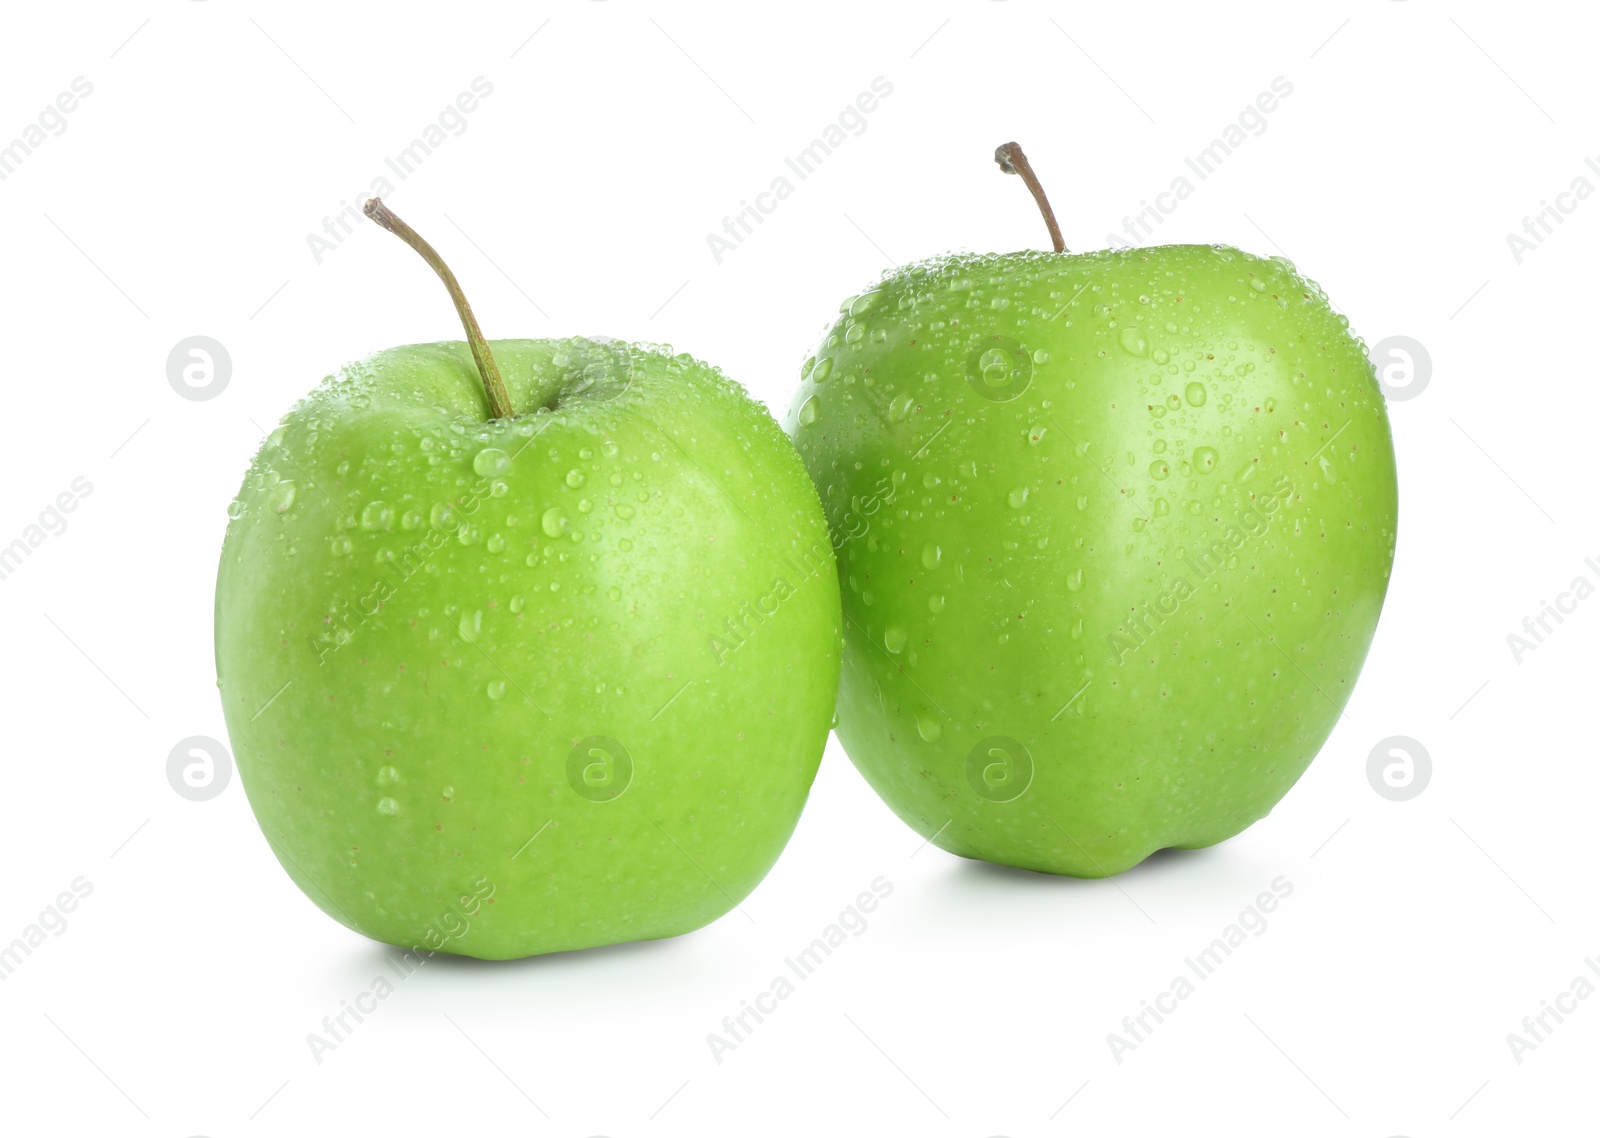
[363,198,516,421]
[994,142,1065,254]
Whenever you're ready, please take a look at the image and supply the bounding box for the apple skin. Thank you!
[216,338,840,958]
[785,245,1397,877]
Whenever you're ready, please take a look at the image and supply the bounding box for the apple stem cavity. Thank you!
[994,142,1065,254]
[363,198,516,421]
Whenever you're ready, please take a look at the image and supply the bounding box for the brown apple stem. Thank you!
[994,142,1065,254]
[363,198,515,421]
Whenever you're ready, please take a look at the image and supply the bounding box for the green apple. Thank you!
[216,201,840,958]
[785,144,1397,877]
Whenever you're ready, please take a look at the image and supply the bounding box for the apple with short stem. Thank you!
[786,143,1397,876]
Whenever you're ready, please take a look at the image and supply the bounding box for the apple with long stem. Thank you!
[786,143,1397,876]
[216,200,840,957]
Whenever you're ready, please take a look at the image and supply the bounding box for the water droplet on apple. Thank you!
[268,482,297,513]
[1150,461,1170,481]
[566,469,586,488]
[798,396,818,425]
[360,502,393,531]
[1185,381,1208,406]
[1008,486,1029,509]
[921,543,942,569]
[887,392,914,422]
[486,679,507,700]
[376,797,400,816]
[431,502,459,531]
[850,290,883,316]
[810,357,834,383]
[377,766,400,785]
[486,533,506,553]
[1193,446,1218,473]
[458,610,483,641]
[916,712,943,742]
[1066,567,1085,591]
[542,507,570,537]
[1119,326,1148,356]
[884,626,908,653]
[401,509,423,530]
[928,593,946,613]
[473,447,510,477]
[226,498,244,520]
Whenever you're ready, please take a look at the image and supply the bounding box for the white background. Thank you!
[0,1,1593,1134]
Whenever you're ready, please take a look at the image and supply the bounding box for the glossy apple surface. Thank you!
[786,245,1397,876]
[217,338,841,956]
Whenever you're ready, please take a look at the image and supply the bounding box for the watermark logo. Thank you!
[1109,474,1295,663]
[965,335,1034,402]
[706,876,894,1064]
[305,77,495,265]
[1366,735,1430,802]
[1369,335,1430,402]
[306,876,495,1065]
[966,735,1033,802]
[1105,76,1293,249]
[0,876,94,982]
[0,76,93,183]
[708,536,833,665]
[566,736,632,801]
[1107,876,1294,1064]
[167,336,231,401]
[705,77,894,264]
[1506,556,1600,663]
[167,736,233,802]
[0,476,93,584]
[1505,157,1600,265]
[1506,956,1600,1065]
